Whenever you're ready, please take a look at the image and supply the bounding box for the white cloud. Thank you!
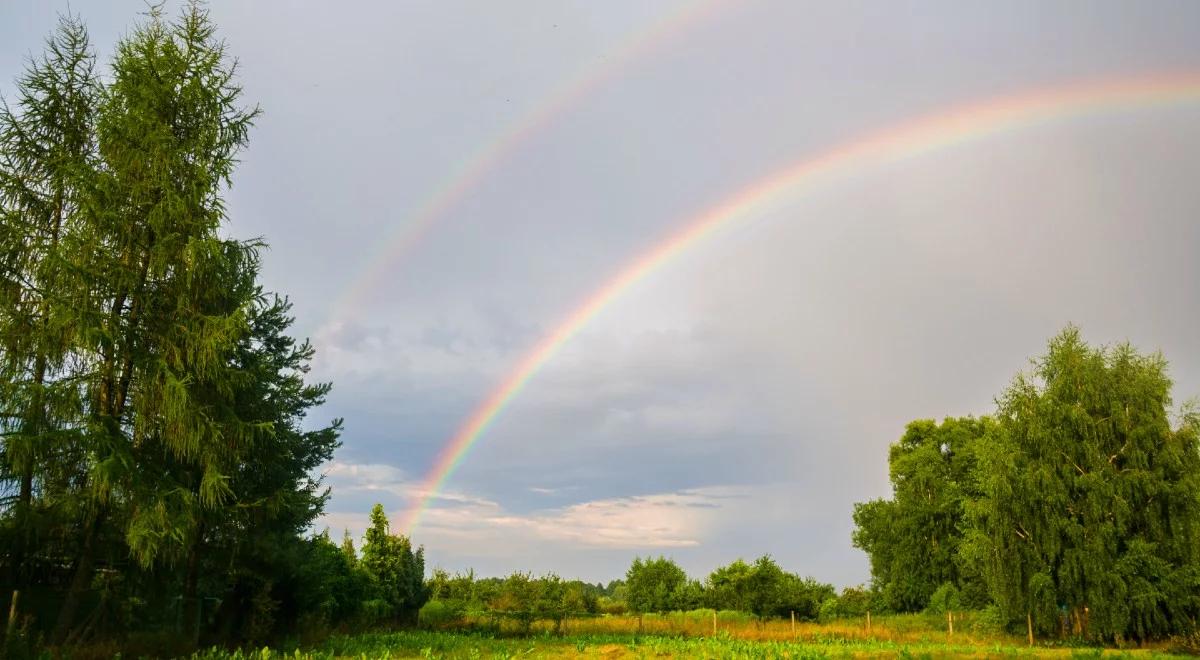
[322,460,498,508]
[318,461,746,551]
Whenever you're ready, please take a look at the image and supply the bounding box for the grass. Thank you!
[177,614,1193,659]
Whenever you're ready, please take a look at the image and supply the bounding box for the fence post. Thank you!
[712,609,717,636]
[867,610,872,634]
[1027,611,1034,646]
[6,590,18,640]
[791,610,795,635]
[948,610,953,636]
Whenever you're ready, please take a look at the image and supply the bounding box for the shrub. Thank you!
[966,604,1008,637]
[418,599,464,629]
[925,582,962,615]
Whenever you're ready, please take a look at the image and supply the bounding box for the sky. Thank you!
[3,1,1200,587]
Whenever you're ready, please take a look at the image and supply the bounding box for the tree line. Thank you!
[416,555,869,632]
[853,327,1200,642]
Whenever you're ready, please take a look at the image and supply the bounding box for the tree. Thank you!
[0,11,99,588]
[852,417,993,612]
[706,559,754,612]
[625,556,689,614]
[819,585,873,622]
[776,574,835,621]
[51,4,263,640]
[361,503,429,624]
[198,294,342,642]
[744,555,785,620]
[0,6,347,648]
[965,327,1200,641]
[491,572,541,633]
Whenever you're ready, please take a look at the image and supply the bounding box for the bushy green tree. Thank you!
[776,574,836,621]
[852,417,993,612]
[361,504,429,624]
[490,572,541,632]
[965,327,1200,641]
[818,585,874,622]
[625,556,689,614]
[706,558,756,612]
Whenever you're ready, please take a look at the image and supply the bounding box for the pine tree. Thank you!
[1,5,347,646]
[53,3,261,639]
[0,13,100,587]
[361,503,429,624]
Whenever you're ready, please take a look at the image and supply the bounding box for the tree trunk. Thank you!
[181,524,204,648]
[53,508,102,644]
[11,352,47,586]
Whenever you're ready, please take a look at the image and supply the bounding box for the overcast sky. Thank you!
[4,1,1200,587]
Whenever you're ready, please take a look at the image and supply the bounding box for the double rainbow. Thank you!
[397,72,1200,532]
[319,1,725,338]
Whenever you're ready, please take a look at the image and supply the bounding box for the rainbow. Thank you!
[399,72,1200,533]
[318,0,726,340]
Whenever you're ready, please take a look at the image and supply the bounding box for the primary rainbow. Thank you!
[399,71,1200,533]
[318,0,726,339]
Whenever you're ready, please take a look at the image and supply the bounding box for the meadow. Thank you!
[172,613,1195,660]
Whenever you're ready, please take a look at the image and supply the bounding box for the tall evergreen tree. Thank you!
[361,504,428,624]
[48,4,262,639]
[0,13,100,586]
[0,5,350,648]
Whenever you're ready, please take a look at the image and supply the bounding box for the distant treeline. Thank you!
[417,555,857,632]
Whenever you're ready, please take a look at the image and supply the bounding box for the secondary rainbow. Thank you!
[399,71,1200,533]
[318,0,726,340]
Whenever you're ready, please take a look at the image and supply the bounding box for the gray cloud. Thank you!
[5,0,1200,587]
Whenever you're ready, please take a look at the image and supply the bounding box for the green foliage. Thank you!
[776,573,836,621]
[625,556,688,614]
[0,4,348,650]
[852,417,993,612]
[417,600,463,629]
[483,571,575,633]
[818,586,874,622]
[705,559,754,613]
[966,327,1200,641]
[925,582,961,615]
[361,504,429,624]
[702,555,834,621]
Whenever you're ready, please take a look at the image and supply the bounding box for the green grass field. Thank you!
[174,615,1194,659]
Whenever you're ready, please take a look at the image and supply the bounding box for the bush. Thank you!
[359,599,394,627]
[818,597,839,623]
[966,604,1008,637]
[925,582,961,615]
[1169,629,1200,656]
[597,596,627,615]
[418,599,464,629]
[818,586,873,622]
